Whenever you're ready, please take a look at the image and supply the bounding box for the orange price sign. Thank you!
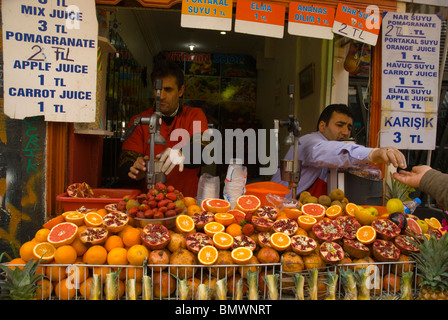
[235,0,285,38]
[181,0,233,31]
[288,2,335,39]
[332,3,381,46]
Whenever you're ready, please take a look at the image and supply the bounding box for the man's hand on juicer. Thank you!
[128,156,149,180]
[156,148,185,175]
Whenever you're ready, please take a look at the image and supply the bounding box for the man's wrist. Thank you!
[367,148,379,162]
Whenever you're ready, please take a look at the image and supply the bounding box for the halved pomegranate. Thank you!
[141,223,171,250]
[290,234,317,256]
[372,239,400,262]
[251,216,274,232]
[394,235,419,255]
[256,206,279,220]
[319,241,344,263]
[272,218,298,236]
[79,227,109,245]
[191,211,214,230]
[185,232,213,254]
[257,232,272,248]
[102,211,129,233]
[371,219,401,241]
[311,218,343,242]
[335,216,361,240]
[342,238,370,259]
[232,234,257,251]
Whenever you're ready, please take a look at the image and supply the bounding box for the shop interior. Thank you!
[92,3,448,209]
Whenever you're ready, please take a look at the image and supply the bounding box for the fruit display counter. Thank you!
[1,183,447,300]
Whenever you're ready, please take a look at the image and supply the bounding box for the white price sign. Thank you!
[380,12,441,150]
[2,0,98,122]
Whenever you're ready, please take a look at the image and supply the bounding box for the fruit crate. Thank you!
[1,262,282,300]
[280,260,419,300]
[2,261,418,300]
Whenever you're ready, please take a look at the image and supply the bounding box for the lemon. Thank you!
[386,198,404,214]
[354,209,378,226]
[416,219,429,234]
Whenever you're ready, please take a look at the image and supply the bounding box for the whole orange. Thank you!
[104,235,124,252]
[107,247,128,265]
[54,245,78,264]
[83,245,107,265]
[127,244,149,266]
[121,227,142,247]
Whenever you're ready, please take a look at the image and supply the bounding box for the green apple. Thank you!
[365,206,379,217]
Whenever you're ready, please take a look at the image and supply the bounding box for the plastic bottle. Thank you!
[403,197,422,214]
[223,158,247,209]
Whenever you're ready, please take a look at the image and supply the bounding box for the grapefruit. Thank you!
[301,203,326,220]
[406,218,423,236]
[235,195,261,213]
[48,222,78,247]
[204,198,231,213]
[227,209,246,224]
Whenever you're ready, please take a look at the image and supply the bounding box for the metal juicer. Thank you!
[121,79,167,190]
[274,84,301,197]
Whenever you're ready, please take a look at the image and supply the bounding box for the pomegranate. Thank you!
[371,219,401,241]
[257,232,272,248]
[311,218,343,242]
[152,272,176,298]
[394,235,419,255]
[335,216,361,240]
[102,211,129,233]
[319,241,344,263]
[141,223,171,250]
[272,218,298,236]
[191,211,214,230]
[185,232,213,254]
[148,249,171,272]
[79,227,108,245]
[372,239,401,262]
[232,234,257,251]
[290,234,317,256]
[251,216,274,232]
[342,239,370,259]
[256,206,279,220]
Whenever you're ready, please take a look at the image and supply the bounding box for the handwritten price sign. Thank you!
[2,0,98,122]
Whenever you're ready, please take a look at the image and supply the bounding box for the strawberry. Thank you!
[155,182,166,192]
[155,193,165,201]
[242,223,255,236]
[165,192,178,201]
[166,185,175,193]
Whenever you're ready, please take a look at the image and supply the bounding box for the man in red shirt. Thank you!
[118,59,209,197]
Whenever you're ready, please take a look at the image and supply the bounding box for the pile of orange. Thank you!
[11,208,149,300]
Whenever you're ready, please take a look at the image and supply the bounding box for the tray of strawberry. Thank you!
[121,183,187,229]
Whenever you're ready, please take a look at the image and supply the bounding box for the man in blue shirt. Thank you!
[271,104,407,199]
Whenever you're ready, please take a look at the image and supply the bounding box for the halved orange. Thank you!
[84,212,103,227]
[297,215,317,231]
[33,242,56,262]
[204,221,225,237]
[269,232,291,251]
[235,195,261,213]
[214,212,235,226]
[204,198,231,213]
[175,214,195,233]
[231,247,253,265]
[64,211,86,226]
[326,205,343,219]
[301,203,326,220]
[425,217,442,230]
[345,203,359,217]
[197,245,219,265]
[212,231,234,250]
[283,207,302,220]
[356,225,377,245]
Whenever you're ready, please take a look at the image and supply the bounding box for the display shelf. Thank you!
[74,128,114,136]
